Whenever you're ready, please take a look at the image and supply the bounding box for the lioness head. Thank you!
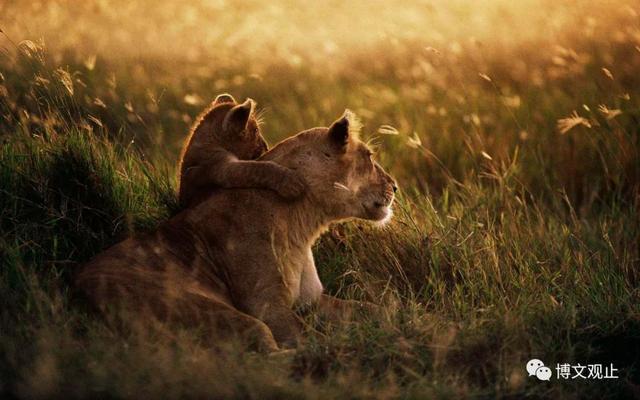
[199,93,268,160]
[262,111,397,223]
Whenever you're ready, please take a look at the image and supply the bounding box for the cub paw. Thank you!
[277,170,307,199]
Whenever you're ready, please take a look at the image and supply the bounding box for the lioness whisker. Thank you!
[333,182,351,192]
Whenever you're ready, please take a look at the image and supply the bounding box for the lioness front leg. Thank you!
[239,293,304,349]
[177,291,280,353]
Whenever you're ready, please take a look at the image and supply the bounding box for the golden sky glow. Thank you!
[3,0,636,67]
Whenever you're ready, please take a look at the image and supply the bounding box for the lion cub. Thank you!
[178,94,306,207]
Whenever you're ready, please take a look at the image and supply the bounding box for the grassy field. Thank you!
[1,0,639,398]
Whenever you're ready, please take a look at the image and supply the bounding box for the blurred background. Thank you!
[2,0,638,204]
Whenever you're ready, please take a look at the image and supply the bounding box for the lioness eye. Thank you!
[323,152,331,158]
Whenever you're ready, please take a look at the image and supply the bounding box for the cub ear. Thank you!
[222,98,254,134]
[214,93,236,105]
[328,110,351,150]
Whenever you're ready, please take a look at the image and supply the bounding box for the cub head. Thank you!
[262,110,397,223]
[196,93,268,160]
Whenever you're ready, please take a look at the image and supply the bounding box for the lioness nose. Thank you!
[388,176,398,193]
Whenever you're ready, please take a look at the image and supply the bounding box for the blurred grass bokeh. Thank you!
[1,0,639,398]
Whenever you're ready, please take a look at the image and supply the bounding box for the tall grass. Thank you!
[1,1,640,398]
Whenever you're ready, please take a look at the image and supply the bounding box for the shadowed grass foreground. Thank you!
[1,0,640,398]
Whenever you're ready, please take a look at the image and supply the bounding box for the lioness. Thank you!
[75,111,396,351]
[178,93,306,208]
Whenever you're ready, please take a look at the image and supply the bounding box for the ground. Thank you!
[0,1,639,398]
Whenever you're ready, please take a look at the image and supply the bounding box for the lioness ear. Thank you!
[328,111,351,151]
[223,98,254,134]
[214,93,236,105]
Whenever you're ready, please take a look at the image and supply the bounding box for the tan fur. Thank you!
[178,93,305,208]
[75,111,397,351]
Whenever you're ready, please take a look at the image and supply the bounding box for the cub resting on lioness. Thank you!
[75,111,397,351]
[178,93,305,207]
